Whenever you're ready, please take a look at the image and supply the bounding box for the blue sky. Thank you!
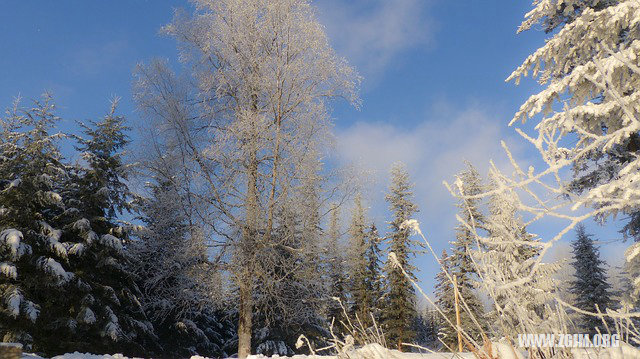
[0,0,627,298]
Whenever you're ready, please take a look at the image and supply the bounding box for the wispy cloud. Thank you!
[317,0,432,83]
[68,39,129,76]
[335,102,523,229]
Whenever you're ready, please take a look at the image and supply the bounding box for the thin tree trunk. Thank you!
[454,275,463,353]
[238,103,260,358]
[238,269,253,359]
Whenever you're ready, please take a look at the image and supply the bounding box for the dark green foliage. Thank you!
[570,224,614,334]
[0,96,68,351]
[382,163,420,351]
[325,206,347,331]
[0,97,160,356]
[348,194,369,326]
[434,250,456,350]
[364,223,383,325]
[411,310,440,352]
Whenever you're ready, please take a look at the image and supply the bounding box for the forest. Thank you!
[1,0,640,358]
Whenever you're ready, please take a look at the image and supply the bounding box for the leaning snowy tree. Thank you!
[132,67,237,357]
[471,174,559,341]
[136,0,360,356]
[445,0,640,350]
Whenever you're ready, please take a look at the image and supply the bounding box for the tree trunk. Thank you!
[238,108,259,358]
[237,272,253,359]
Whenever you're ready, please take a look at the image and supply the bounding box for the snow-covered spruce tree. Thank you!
[161,1,359,356]
[560,0,640,242]
[347,194,370,326]
[59,101,159,355]
[473,175,559,339]
[382,163,420,351]
[570,224,614,334]
[364,223,384,325]
[447,164,485,344]
[500,0,640,298]
[0,96,69,352]
[132,176,233,358]
[433,249,456,350]
[325,205,348,330]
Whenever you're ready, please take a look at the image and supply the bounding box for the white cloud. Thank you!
[335,103,523,229]
[316,0,432,81]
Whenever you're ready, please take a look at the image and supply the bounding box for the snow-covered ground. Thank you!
[20,342,640,359]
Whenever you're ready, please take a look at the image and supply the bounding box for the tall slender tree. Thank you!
[325,205,347,328]
[347,194,369,324]
[364,223,384,325]
[382,163,419,351]
[448,163,485,343]
[570,224,614,334]
[434,250,456,349]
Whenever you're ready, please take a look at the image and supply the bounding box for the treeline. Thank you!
[0,93,434,357]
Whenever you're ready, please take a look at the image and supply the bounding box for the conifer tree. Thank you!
[364,223,383,325]
[448,163,485,343]
[347,194,369,324]
[0,96,69,352]
[325,205,347,328]
[412,309,440,351]
[433,249,456,350]
[570,224,614,334]
[382,163,419,351]
[0,97,156,356]
[60,101,159,355]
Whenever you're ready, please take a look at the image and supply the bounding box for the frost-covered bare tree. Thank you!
[445,0,640,351]
[135,0,359,356]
